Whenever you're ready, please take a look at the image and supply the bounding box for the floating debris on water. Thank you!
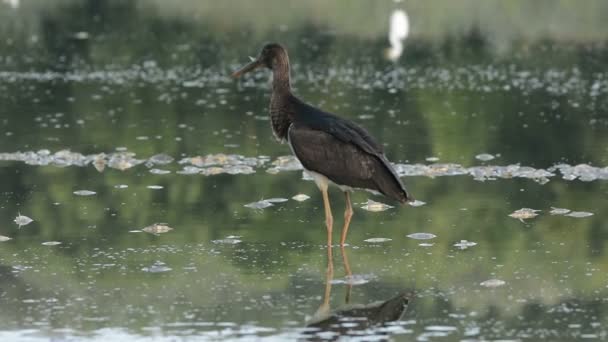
[475,153,495,161]
[41,241,62,246]
[408,200,426,207]
[419,242,434,247]
[244,200,274,209]
[177,166,203,175]
[425,325,458,332]
[142,261,172,273]
[142,223,173,234]
[73,190,96,196]
[549,207,571,215]
[0,236,12,242]
[407,233,436,240]
[566,211,594,218]
[266,155,302,174]
[361,199,393,212]
[107,151,144,171]
[73,31,90,40]
[426,157,439,162]
[480,279,506,288]
[265,198,289,203]
[93,153,106,172]
[14,214,33,227]
[393,162,557,184]
[454,240,477,249]
[147,185,164,190]
[114,184,128,189]
[149,169,171,175]
[212,237,242,244]
[1,150,607,184]
[549,163,608,182]
[178,153,258,176]
[364,237,392,243]
[331,273,376,285]
[148,153,174,165]
[182,153,263,168]
[292,194,310,202]
[509,208,540,222]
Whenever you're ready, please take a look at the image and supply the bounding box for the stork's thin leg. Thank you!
[312,244,334,321]
[340,192,354,246]
[323,244,334,309]
[321,187,333,246]
[340,245,353,304]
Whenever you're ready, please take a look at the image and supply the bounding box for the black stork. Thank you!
[232,43,412,246]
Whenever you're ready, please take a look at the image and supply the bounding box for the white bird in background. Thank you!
[386,9,410,62]
[2,0,19,9]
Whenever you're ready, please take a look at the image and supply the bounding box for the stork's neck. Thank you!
[269,55,293,142]
[271,55,291,95]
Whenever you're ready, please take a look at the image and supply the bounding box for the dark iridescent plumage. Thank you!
[232,43,412,246]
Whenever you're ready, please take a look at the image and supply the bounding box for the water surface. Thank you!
[1,1,608,341]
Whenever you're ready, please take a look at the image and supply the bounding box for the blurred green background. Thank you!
[0,0,607,340]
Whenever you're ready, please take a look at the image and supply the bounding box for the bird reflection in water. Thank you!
[303,246,410,340]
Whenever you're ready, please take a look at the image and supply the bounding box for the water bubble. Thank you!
[292,194,310,202]
[407,233,436,240]
[148,153,174,165]
[73,190,96,196]
[330,273,376,285]
[142,261,172,273]
[549,207,571,215]
[244,200,274,209]
[480,279,506,288]
[508,208,540,222]
[408,200,426,207]
[364,237,392,243]
[566,211,594,218]
[475,153,495,161]
[425,325,458,332]
[73,31,90,40]
[149,169,171,175]
[212,238,242,245]
[361,199,393,212]
[142,223,173,234]
[265,198,289,203]
[14,214,33,227]
[454,240,477,249]
[41,241,62,246]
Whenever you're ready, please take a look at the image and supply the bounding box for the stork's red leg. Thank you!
[340,192,354,246]
[321,187,333,246]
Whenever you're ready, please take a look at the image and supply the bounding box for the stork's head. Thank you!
[232,43,289,78]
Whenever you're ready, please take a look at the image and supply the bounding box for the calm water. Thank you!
[1,1,608,341]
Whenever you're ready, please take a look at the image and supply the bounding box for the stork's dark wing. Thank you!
[292,97,384,156]
[288,123,411,203]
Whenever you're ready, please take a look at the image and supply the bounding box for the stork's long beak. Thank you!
[231,57,263,78]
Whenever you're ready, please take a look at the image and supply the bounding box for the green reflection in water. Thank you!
[0,0,607,340]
